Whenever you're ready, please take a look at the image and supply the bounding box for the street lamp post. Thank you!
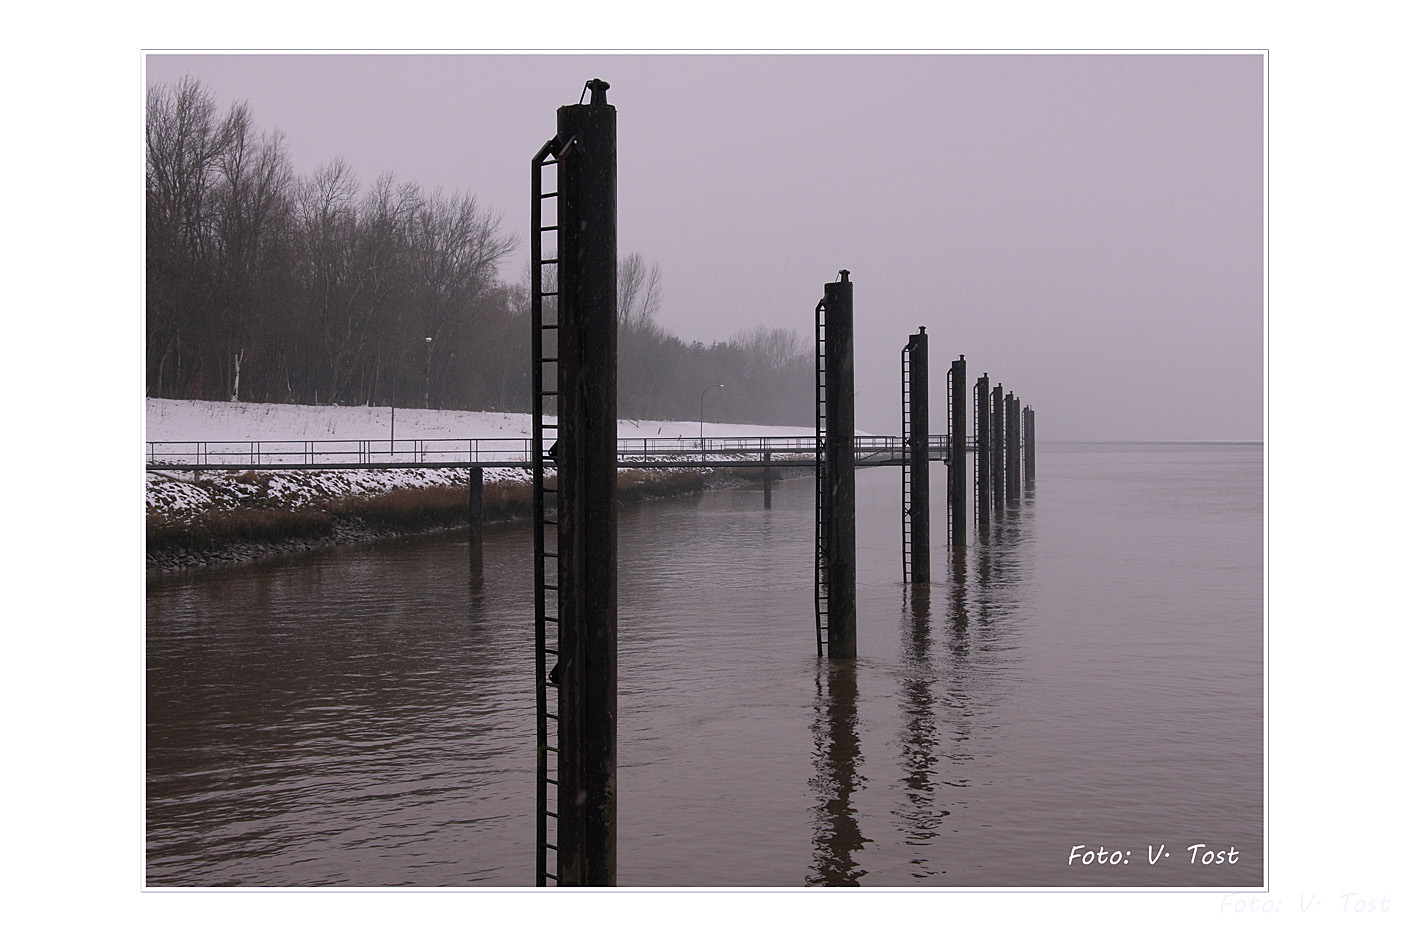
[423,336,433,410]
[699,384,724,446]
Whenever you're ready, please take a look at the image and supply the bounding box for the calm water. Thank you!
[146,443,1264,887]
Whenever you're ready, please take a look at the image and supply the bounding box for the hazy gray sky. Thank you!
[146,52,1264,441]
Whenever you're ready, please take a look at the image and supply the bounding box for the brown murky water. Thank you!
[146,443,1263,887]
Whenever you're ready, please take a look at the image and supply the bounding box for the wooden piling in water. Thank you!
[554,79,617,887]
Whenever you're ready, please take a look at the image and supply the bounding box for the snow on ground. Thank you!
[145,398,818,444]
[145,399,824,521]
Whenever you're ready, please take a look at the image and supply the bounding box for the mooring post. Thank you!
[1024,406,1036,486]
[948,355,967,547]
[905,327,930,583]
[823,271,857,659]
[991,384,1004,512]
[763,449,772,508]
[976,373,990,527]
[554,78,618,887]
[1005,392,1019,503]
[467,466,484,544]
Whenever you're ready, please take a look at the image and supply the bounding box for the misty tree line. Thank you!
[146,76,813,426]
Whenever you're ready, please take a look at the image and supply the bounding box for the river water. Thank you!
[146,443,1263,888]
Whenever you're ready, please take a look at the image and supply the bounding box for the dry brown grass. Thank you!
[147,469,726,558]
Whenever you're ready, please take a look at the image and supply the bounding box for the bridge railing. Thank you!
[145,438,535,468]
[145,433,956,469]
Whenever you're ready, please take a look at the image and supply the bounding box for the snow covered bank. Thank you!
[146,399,810,570]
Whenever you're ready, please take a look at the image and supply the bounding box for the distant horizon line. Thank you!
[1044,439,1263,446]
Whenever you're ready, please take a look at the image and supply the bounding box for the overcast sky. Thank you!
[145,52,1264,441]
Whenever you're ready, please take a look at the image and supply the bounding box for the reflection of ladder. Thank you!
[531,136,561,887]
[900,341,913,581]
[814,297,829,658]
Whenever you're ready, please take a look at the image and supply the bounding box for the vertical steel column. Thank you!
[906,328,930,583]
[823,271,856,659]
[975,374,990,527]
[763,450,772,508]
[1024,406,1036,486]
[467,466,484,544]
[1005,392,1019,503]
[948,355,966,547]
[991,384,1005,511]
[555,78,617,887]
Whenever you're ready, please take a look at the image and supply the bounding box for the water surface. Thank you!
[146,443,1263,887]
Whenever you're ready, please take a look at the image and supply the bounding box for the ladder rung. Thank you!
[540,258,559,265]
[540,225,559,232]
[540,191,559,199]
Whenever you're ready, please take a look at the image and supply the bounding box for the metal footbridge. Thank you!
[144,434,967,472]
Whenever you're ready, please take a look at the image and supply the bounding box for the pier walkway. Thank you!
[145,434,968,472]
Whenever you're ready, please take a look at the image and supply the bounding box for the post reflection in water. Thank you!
[893,582,949,879]
[887,508,1033,882]
[806,658,868,886]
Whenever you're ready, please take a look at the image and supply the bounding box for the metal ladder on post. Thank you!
[814,297,830,658]
[972,380,981,526]
[945,363,955,546]
[531,136,562,887]
[900,341,913,581]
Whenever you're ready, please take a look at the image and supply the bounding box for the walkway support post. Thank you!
[468,466,484,544]
[904,327,930,583]
[763,450,772,508]
[554,78,617,887]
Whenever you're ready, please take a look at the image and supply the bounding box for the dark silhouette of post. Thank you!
[1005,392,1020,503]
[905,327,930,583]
[822,271,856,659]
[554,78,617,887]
[1024,406,1036,486]
[763,450,772,508]
[990,383,1005,512]
[948,355,966,547]
[975,374,990,527]
[467,466,484,544]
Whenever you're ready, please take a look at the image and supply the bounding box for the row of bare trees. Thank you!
[146,76,814,425]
